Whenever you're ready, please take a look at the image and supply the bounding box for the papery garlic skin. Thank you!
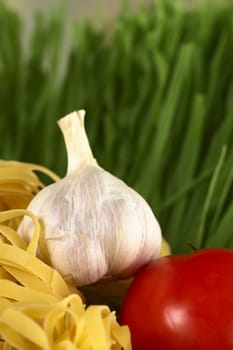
[19,111,161,286]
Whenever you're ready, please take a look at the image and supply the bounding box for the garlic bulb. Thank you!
[19,110,161,286]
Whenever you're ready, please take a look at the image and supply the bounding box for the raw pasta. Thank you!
[0,160,59,229]
[0,209,131,350]
[0,161,132,349]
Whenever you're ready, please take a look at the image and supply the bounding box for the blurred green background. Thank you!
[1,0,233,254]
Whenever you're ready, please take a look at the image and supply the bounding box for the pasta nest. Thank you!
[0,161,131,350]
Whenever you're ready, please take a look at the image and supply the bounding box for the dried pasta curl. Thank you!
[0,210,131,350]
[0,160,60,229]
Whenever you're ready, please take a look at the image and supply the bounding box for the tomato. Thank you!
[120,248,233,350]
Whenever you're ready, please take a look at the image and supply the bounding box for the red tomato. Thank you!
[120,248,233,350]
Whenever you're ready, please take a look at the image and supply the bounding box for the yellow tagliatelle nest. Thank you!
[0,160,60,229]
[0,160,131,349]
[0,209,131,350]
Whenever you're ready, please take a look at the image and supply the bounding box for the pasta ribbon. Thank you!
[0,161,59,229]
[0,161,131,349]
[0,210,131,349]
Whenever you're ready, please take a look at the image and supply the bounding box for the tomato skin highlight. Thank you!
[120,248,233,350]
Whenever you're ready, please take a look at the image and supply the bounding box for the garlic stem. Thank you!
[57,110,97,175]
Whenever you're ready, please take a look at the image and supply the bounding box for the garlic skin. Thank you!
[19,110,161,286]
